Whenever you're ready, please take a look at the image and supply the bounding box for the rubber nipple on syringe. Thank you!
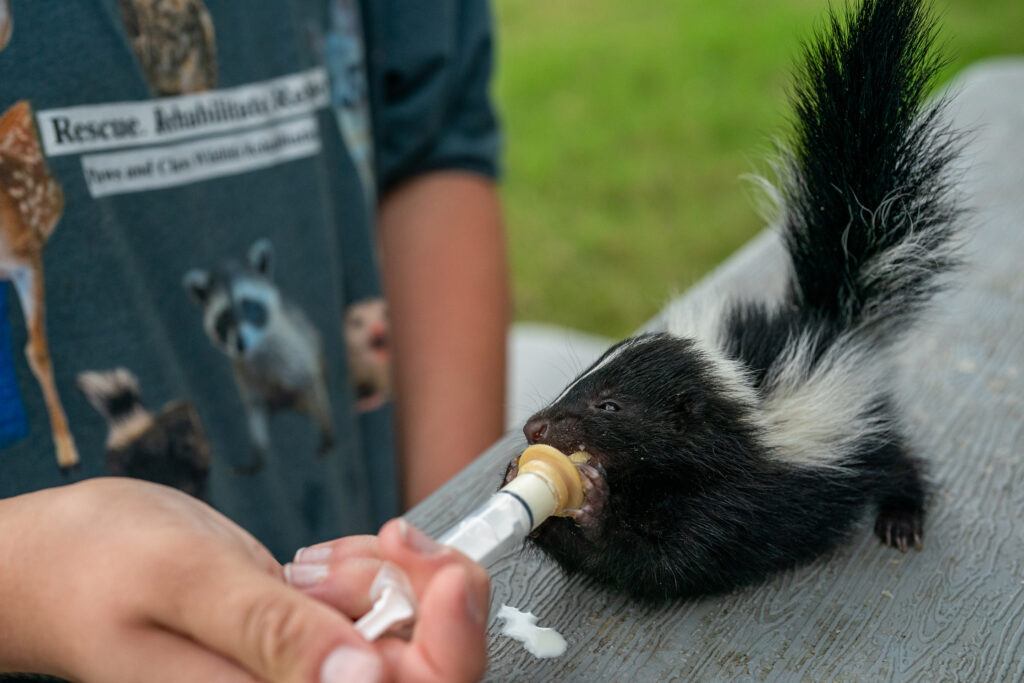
[512,444,587,519]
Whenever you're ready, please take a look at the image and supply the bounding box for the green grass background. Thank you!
[495,0,1024,338]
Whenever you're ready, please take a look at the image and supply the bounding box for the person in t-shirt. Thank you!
[0,1,506,681]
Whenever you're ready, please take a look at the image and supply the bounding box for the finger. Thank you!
[377,565,489,683]
[285,556,387,618]
[87,627,261,683]
[153,559,385,683]
[376,519,476,594]
[293,535,379,565]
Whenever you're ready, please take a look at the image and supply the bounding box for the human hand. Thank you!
[0,478,385,682]
[285,519,490,683]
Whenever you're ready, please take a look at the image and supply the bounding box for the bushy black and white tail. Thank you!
[779,0,961,344]
[699,0,965,471]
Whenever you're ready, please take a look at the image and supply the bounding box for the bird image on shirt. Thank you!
[118,0,218,96]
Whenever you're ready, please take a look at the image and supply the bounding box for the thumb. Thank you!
[378,564,489,683]
[154,559,385,683]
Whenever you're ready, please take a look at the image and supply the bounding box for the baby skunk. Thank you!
[506,0,962,602]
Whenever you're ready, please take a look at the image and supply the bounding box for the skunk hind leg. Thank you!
[873,442,927,553]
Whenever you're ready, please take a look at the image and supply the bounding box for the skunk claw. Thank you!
[874,506,924,553]
[565,504,605,541]
[566,505,598,525]
[563,461,609,537]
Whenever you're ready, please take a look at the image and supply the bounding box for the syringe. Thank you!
[354,444,587,640]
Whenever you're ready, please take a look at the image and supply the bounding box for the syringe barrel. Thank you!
[437,491,533,566]
[437,446,584,567]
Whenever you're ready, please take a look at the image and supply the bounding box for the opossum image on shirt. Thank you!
[0,0,13,52]
[77,368,211,499]
[118,0,217,96]
[184,239,335,472]
[344,297,391,412]
[0,101,78,469]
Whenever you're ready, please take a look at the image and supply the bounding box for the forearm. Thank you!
[0,489,67,677]
[378,171,509,507]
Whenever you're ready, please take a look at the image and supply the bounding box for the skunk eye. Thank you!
[597,400,621,413]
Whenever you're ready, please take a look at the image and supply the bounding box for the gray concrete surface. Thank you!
[412,59,1024,681]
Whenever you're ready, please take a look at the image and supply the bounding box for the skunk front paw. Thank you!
[565,462,609,539]
[874,506,924,553]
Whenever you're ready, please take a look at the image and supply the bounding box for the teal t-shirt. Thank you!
[0,0,498,559]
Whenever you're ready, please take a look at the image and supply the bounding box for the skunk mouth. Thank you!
[502,446,609,531]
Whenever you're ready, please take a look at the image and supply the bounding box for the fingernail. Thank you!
[464,570,487,626]
[294,545,333,563]
[283,563,328,588]
[320,646,383,683]
[398,518,443,555]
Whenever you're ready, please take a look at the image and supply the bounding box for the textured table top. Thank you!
[407,60,1024,682]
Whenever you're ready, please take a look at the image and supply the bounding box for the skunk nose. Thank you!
[524,418,548,444]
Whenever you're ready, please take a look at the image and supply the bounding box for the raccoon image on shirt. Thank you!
[118,0,218,96]
[184,239,335,472]
[77,368,212,500]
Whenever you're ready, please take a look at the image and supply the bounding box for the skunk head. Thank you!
[523,333,757,482]
[513,332,766,586]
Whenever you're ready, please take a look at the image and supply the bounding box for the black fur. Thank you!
[102,383,143,420]
[512,0,959,602]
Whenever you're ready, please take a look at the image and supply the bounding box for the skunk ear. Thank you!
[183,269,211,305]
[673,386,707,432]
[249,239,273,278]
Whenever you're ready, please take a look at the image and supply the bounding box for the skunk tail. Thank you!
[779,0,962,344]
